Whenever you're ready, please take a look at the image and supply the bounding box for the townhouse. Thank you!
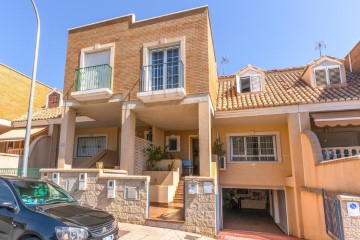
[3,6,360,239]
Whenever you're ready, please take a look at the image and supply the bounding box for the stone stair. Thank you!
[173,178,184,203]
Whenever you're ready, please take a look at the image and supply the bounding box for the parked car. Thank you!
[0,176,119,240]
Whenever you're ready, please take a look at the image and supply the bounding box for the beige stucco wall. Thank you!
[214,124,292,189]
[164,129,198,160]
[74,127,119,160]
[300,190,330,240]
[302,131,360,195]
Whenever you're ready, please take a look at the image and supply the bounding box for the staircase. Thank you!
[173,177,184,203]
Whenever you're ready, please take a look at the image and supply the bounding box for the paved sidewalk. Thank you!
[118,223,216,240]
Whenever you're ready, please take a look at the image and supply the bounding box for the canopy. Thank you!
[311,111,360,127]
[0,127,48,142]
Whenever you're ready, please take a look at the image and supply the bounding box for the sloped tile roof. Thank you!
[216,68,360,111]
[13,106,63,122]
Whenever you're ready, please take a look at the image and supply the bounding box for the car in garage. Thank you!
[0,176,119,240]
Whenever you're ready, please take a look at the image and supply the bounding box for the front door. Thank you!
[191,138,200,176]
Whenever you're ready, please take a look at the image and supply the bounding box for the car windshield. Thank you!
[10,180,76,206]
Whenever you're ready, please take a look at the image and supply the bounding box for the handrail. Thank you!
[140,60,184,92]
[322,146,360,160]
[74,64,112,91]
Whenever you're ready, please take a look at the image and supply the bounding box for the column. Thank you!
[152,126,164,148]
[48,124,60,168]
[57,107,76,169]
[120,107,136,175]
[287,112,310,237]
[198,101,212,177]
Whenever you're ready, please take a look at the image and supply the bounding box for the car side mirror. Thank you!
[0,201,17,212]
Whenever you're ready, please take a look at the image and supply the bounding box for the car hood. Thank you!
[32,203,114,227]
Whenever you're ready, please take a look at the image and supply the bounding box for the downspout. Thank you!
[297,103,307,188]
[349,53,353,73]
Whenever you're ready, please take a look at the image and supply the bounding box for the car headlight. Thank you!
[112,220,118,230]
[55,227,89,240]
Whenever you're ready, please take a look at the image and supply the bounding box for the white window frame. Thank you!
[148,45,180,91]
[226,132,282,163]
[74,134,108,158]
[313,65,342,86]
[143,36,186,92]
[166,135,180,152]
[236,74,262,93]
[79,43,115,90]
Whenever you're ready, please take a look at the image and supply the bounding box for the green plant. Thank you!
[167,159,175,171]
[145,144,169,170]
[212,137,225,157]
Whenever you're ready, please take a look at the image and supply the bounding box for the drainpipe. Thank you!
[349,53,353,73]
[22,0,40,177]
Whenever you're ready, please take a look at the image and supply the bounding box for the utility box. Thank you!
[107,180,116,198]
[78,173,87,190]
[52,173,60,185]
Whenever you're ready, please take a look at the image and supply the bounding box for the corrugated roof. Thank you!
[13,106,63,122]
[216,68,360,111]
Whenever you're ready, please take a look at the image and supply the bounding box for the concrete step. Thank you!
[173,197,183,203]
[175,193,184,198]
[145,219,185,231]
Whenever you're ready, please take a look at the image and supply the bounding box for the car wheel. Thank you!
[22,237,40,240]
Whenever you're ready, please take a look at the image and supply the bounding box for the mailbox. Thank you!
[107,180,116,198]
[52,173,60,185]
[78,173,87,190]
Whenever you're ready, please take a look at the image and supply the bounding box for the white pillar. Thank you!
[57,107,76,169]
[199,101,212,177]
[120,107,136,175]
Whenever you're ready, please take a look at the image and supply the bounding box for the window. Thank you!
[230,135,277,162]
[76,136,107,157]
[48,92,60,108]
[84,50,110,68]
[166,135,180,152]
[236,75,262,93]
[149,46,180,90]
[0,179,15,202]
[314,66,342,86]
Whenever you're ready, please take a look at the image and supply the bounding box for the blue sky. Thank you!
[1,0,360,89]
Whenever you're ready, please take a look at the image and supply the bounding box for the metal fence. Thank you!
[322,189,344,240]
[0,168,41,179]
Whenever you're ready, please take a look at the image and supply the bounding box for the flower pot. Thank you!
[96,162,104,169]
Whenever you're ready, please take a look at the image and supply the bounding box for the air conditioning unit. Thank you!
[218,156,226,170]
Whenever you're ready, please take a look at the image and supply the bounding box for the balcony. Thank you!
[71,64,113,101]
[322,146,360,161]
[137,61,186,103]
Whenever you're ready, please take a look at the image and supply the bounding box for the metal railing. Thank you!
[0,168,41,179]
[322,189,344,240]
[322,146,360,161]
[75,64,112,91]
[6,148,24,155]
[140,61,184,92]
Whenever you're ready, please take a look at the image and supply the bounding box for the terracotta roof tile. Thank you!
[13,106,63,122]
[216,68,360,111]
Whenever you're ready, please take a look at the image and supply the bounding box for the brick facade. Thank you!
[345,41,360,74]
[0,64,52,120]
[63,7,217,105]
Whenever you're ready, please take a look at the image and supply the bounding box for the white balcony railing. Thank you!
[322,146,360,161]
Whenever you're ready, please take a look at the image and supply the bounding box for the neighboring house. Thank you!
[39,6,360,239]
[345,40,360,74]
[0,64,52,156]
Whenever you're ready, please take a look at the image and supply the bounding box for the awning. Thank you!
[311,111,360,127]
[0,127,48,142]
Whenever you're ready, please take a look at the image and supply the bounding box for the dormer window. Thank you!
[46,89,63,108]
[236,74,262,93]
[314,66,342,86]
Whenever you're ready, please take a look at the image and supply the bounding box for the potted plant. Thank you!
[212,137,225,160]
[145,144,168,170]
[167,159,175,171]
